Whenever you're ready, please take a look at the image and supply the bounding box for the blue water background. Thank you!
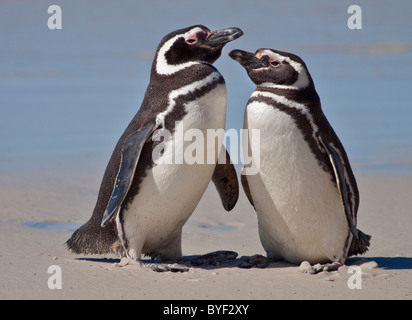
[1,0,411,175]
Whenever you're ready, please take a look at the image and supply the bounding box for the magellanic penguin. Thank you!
[229,48,371,271]
[66,26,243,266]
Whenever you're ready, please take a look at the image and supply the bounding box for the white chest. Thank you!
[244,100,349,263]
[121,82,228,251]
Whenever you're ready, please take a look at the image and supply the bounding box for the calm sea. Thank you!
[1,0,411,175]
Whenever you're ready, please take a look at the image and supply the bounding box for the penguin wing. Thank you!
[318,134,359,238]
[101,124,156,227]
[211,148,239,211]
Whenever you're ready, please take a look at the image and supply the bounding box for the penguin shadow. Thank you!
[347,256,412,270]
[76,257,121,264]
[75,251,290,271]
[76,254,412,273]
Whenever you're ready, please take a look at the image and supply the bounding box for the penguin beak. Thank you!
[205,27,243,47]
[229,49,268,70]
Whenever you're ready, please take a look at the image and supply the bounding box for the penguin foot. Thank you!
[299,261,342,274]
[145,263,189,273]
[114,257,142,267]
[239,254,271,268]
[191,250,238,266]
[115,258,189,272]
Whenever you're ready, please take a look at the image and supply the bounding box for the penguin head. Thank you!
[155,25,243,75]
[229,48,312,89]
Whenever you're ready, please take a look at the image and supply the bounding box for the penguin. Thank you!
[66,25,243,267]
[229,48,371,272]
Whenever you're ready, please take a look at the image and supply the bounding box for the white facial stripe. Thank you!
[155,71,222,128]
[251,90,322,150]
[156,27,204,76]
[183,27,204,41]
[258,50,310,89]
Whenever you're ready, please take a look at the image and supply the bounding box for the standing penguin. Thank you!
[229,48,370,272]
[66,26,242,267]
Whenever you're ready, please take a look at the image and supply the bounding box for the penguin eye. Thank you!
[271,61,281,67]
[185,34,198,45]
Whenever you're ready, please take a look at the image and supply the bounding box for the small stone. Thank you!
[299,261,312,273]
[360,261,378,270]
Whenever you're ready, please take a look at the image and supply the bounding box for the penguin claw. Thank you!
[114,257,189,272]
[115,257,142,267]
[323,261,342,272]
[190,250,238,266]
[239,254,271,268]
[146,263,189,273]
[299,261,342,274]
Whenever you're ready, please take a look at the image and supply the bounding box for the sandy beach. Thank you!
[1,168,411,300]
[1,0,412,303]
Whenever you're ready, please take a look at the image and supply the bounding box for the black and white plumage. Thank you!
[66,25,242,263]
[229,48,370,267]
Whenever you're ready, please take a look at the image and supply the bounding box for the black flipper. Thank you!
[101,124,155,227]
[319,134,359,238]
[211,148,239,211]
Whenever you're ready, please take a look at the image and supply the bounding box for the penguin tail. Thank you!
[348,229,371,257]
[65,218,122,256]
